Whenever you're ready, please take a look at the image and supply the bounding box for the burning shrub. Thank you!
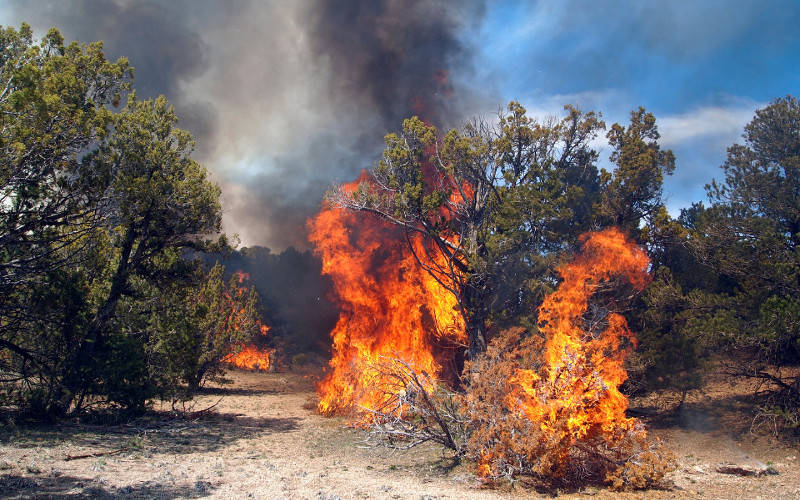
[149,264,265,400]
[462,327,674,490]
[461,229,675,490]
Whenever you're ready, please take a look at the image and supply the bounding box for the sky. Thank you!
[1,0,798,250]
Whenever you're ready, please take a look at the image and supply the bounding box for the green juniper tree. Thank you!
[0,24,251,415]
[690,96,800,407]
[0,23,131,412]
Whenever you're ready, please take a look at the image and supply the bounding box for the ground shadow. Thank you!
[0,473,215,499]
[0,412,302,457]
[197,369,317,396]
[196,386,283,397]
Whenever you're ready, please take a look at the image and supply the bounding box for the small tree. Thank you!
[57,93,225,412]
[463,332,675,489]
[149,263,262,401]
[0,25,231,415]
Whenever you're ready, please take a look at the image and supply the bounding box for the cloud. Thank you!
[658,103,758,147]
[656,102,760,214]
[477,0,800,112]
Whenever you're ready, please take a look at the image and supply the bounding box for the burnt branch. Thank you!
[360,356,468,455]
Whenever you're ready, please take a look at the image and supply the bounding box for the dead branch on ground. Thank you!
[360,356,468,455]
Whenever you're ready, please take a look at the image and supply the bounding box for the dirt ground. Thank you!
[2,369,800,499]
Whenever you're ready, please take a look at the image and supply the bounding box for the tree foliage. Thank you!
[0,24,251,416]
[148,264,262,401]
[329,102,606,355]
[687,96,800,411]
[624,96,800,408]
[596,107,675,238]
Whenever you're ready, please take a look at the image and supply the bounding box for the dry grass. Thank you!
[0,369,799,498]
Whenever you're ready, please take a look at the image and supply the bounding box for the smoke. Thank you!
[3,0,489,250]
[216,246,340,355]
[306,0,485,128]
[4,0,219,155]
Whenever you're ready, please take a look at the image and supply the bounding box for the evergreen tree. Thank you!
[690,96,800,405]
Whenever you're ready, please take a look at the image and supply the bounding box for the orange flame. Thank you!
[223,324,273,371]
[222,271,274,371]
[479,228,651,475]
[308,180,465,418]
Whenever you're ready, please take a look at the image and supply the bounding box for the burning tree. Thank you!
[312,102,678,489]
[221,271,274,373]
[324,102,604,358]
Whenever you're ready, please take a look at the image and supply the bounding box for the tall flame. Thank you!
[479,228,651,476]
[308,179,464,417]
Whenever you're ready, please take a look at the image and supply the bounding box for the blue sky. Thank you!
[1,0,799,247]
[472,0,800,214]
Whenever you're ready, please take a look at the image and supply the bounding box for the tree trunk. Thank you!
[466,313,487,358]
[462,280,489,358]
[58,226,139,413]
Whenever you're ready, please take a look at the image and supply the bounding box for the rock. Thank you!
[316,493,342,500]
[684,464,707,475]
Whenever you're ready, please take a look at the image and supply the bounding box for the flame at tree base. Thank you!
[308,189,464,420]
[223,324,274,371]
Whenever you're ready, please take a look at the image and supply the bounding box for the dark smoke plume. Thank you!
[200,246,339,355]
[306,0,485,128]
[3,0,488,250]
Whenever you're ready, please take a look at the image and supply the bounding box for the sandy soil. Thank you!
[1,369,800,499]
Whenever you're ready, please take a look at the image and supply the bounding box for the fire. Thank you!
[224,324,273,371]
[308,178,464,418]
[480,228,651,476]
[221,270,274,371]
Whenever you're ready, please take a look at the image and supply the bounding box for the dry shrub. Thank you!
[359,328,674,491]
[461,327,675,490]
[359,356,469,453]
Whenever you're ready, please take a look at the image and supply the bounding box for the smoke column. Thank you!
[3,0,489,250]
